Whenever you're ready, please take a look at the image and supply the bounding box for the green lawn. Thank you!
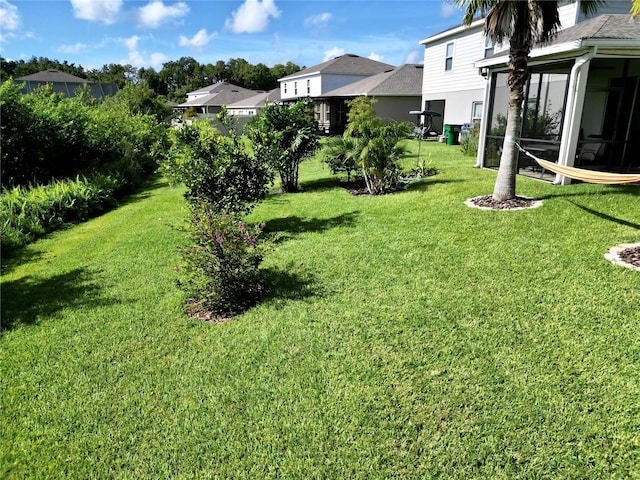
[2,142,639,479]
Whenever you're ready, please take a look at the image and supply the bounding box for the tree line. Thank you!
[0,55,303,103]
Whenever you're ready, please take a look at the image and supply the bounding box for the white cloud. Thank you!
[179,28,217,48]
[0,0,20,32]
[304,12,331,28]
[225,0,281,34]
[323,47,345,62]
[138,1,189,28]
[368,52,383,62]
[404,50,423,64]
[124,35,140,50]
[440,2,459,18]
[58,42,89,54]
[124,49,168,69]
[70,0,123,24]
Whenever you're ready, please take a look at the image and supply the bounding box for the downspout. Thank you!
[554,45,597,185]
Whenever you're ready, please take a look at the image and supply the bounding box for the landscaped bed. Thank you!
[1,141,638,478]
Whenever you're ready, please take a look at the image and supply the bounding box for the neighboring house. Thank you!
[419,0,640,182]
[278,54,396,133]
[15,69,118,99]
[176,82,259,116]
[226,88,281,116]
[319,64,424,131]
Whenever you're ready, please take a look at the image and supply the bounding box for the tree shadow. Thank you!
[261,266,324,306]
[263,211,360,243]
[1,267,119,331]
[299,177,340,192]
[403,178,465,192]
[568,201,640,230]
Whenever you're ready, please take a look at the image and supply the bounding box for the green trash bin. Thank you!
[444,124,463,145]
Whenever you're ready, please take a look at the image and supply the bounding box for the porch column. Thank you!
[475,73,492,168]
[555,47,597,185]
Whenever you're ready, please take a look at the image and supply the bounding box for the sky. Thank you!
[0,0,466,71]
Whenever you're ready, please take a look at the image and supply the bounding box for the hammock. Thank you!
[516,143,640,185]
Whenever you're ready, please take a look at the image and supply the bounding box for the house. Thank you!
[419,1,639,183]
[226,88,282,117]
[176,82,259,116]
[319,64,424,131]
[278,54,396,133]
[15,69,118,99]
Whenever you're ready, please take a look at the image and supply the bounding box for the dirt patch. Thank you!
[465,195,543,211]
[605,243,640,272]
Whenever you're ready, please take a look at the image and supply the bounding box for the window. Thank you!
[445,42,454,71]
[284,83,287,94]
[471,101,483,126]
[294,81,298,95]
[307,79,311,94]
[484,37,494,58]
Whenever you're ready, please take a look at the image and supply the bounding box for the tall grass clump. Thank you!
[0,174,119,251]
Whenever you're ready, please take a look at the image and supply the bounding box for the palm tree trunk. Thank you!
[492,41,530,201]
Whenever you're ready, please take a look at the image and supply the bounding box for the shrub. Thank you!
[162,119,271,214]
[318,135,359,182]
[349,120,414,194]
[177,205,268,318]
[460,124,481,157]
[246,97,319,192]
[1,79,168,190]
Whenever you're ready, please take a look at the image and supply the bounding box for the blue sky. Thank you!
[0,0,465,71]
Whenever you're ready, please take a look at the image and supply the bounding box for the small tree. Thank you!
[162,119,271,214]
[246,97,319,192]
[318,135,359,182]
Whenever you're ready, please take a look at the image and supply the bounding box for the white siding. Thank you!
[558,2,579,28]
[421,25,487,97]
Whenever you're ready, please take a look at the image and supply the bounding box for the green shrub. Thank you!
[460,124,481,157]
[245,97,319,193]
[177,205,268,318]
[318,135,359,182]
[162,120,271,214]
[1,79,168,190]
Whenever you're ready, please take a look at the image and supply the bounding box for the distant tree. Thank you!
[106,83,173,122]
[271,61,303,81]
[87,63,134,89]
[137,67,168,96]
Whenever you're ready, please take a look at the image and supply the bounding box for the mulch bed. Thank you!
[465,195,543,211]
[619,246,640,267]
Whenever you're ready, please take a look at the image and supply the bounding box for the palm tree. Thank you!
[457,0,604,201]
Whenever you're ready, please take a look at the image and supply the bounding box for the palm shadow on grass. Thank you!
[1,268,119,331]
[568,201,640,230]
[264,211,360,243]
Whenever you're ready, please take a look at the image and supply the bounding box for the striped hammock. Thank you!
[516,144,640,185]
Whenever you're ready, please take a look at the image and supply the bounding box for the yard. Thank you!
[1,141,639,478]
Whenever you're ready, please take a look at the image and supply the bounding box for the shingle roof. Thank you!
[227,88,281,109]
[321,64,423,97]
[552,13,640,43]
[187,82,255,96]
[279,54,395,80]
[16,69,89,83]
[179,86,259,107]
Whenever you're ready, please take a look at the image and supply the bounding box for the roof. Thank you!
[476,14,640,67]
[226,88,281,109]
[279,54,395,81]
[320,64,423,98]
[186,81,255,97]
[16,69,89,83]
[552,13,640,42]
[179,87,260,108]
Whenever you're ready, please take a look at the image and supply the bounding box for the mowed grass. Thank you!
[2,142,639,479]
